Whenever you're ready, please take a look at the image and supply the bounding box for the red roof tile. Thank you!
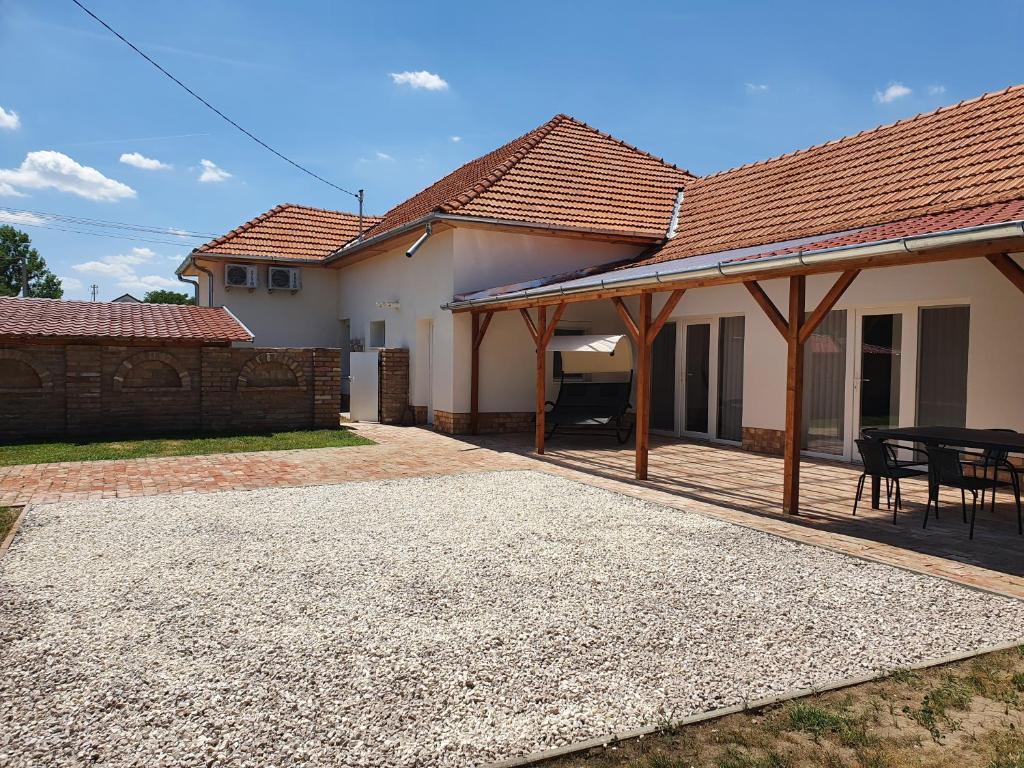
[721,198,1024,265]
[642,84,1024,266]
[359,114,693,243]
[0,297,252,344]
[195,204,380,261]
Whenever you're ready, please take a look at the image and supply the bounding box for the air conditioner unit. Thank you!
[224,263,258,290]
[268,266,301,293]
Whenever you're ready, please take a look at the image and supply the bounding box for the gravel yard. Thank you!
[2,470,1023,767]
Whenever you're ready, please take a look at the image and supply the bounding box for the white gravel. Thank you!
[2,470,1023,767]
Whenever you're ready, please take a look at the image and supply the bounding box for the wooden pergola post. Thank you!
[520,303,565,454]
[746,270,859,514]
[469,310,493,435]
[613,290,685,480]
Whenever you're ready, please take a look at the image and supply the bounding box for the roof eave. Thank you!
[442,219,1024,311]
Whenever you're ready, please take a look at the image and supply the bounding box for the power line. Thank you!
[0,219,208,247]
[69,0,363,202]
[0,207,216,239]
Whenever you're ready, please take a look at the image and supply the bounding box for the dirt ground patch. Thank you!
[550,646,1024,768]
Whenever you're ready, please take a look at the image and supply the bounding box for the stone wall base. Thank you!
[742,426,785,455]
[433,411,537,435]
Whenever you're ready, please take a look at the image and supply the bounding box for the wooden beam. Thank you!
[745,281,788,339]
[798,270,860,344]
[647,289,685,345]
[782,276,806,515]
[611,297,640,342]
[519,308,538,344]
[635,292,653,480]
[474,311,493,349]
[540,302,567,348]
[535,305,548,454]
[450,238,1024,314]
[987,253,1024,295]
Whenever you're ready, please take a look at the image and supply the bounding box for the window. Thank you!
[802,310,847,454]
[716,316,745,442]
[553,327,585,380]
[369,320,386,349]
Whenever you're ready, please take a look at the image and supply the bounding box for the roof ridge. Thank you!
[556,114,697,180]
[196,203,373,254]
[439,114,569,214]
[698,82,1024,182]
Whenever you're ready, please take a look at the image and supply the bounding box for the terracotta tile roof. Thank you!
[195,204,381,261]
[643,84,1024,266]
[722,198,1024,265]
[359,114,694,242]
[0,297,252,344]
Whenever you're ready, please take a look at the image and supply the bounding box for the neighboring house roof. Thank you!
[111,293,141,303]
[355,114,694,244]
[0,297,253,344]
[194,204,381,261]
[640,84,1024,267]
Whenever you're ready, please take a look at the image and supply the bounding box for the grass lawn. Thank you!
[0,428,374,466]
[553,646,1024,768]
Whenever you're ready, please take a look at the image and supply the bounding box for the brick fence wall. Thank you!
[0,343,340,441]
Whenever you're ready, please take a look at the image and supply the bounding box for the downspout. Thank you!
[177,271,200,304]
[405,222,433,258]
[188,255,216,306]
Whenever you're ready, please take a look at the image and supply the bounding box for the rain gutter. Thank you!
[442,220,1024,311]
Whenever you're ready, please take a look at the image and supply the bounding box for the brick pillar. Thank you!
[313,348,341,428]
[65,345,103,437]
[378,347,409,425]
[200,347,233,433]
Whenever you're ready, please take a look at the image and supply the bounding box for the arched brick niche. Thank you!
[0,349,53,392]
[112,351,191,391]
[237,352,307,390]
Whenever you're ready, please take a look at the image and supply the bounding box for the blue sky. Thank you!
[1,0,1022,300]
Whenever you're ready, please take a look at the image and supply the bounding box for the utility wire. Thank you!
[0,218,210,247]
[1,207,216,239]
[70,0,363,201]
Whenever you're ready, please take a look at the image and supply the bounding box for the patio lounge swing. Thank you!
[545,334,634,444]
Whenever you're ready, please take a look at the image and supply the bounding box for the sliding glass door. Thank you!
[650,323,677,432]
[683,323,711,434]
[917,306,969,427]
[856,313,902,434]
[802,310,848,455]
[717,316,745,442]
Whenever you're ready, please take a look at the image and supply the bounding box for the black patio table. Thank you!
[865,426,1024,509]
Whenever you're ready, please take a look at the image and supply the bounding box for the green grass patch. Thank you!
[0,506,18,541]
[0,429,373,466]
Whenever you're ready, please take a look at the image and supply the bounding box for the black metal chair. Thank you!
[961,428,1023,532]
[924,447,1002,539]
[853,437,928,523]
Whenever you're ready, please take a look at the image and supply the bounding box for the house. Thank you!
[179,85,1024,507]
[111,293,141,303]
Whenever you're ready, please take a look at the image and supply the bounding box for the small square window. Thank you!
[369,320,386,348]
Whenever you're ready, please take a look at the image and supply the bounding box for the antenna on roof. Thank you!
[358,189,365,239]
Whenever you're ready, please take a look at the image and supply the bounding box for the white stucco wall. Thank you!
[196,261,341,348]
[335,230,456,413]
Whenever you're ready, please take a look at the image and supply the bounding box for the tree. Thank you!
[0,226,63,299]
[143,289,195,305]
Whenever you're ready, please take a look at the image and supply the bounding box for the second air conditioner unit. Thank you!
[268,266,301,293]
[224,263,258,290]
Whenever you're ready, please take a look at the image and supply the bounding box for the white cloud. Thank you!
[874,82,912,104]
[59,275,85,295]
[928,84,947,96]
[119,152,171,170]
[0,182,25,197]
[0,106,20,130]
[71,247,178,293]
[0,151,136,201]
[198,158,232,183]
[167,227,190,238]
[449,135,462,143]
[375,151,395,161]
[389,70,448,91]
[0,210,44,227]
[744,83,769,93]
